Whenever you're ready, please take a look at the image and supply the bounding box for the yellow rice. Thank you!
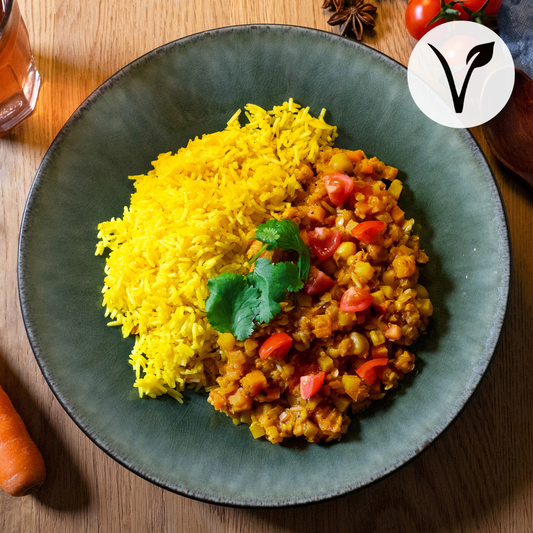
[95,100,337,401]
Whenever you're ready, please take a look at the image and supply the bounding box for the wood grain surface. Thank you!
[1,1,532,531]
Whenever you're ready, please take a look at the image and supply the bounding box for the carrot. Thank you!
[371,344,390,359]
[240,370,267,396]
[308,204,326,224]
[208,390,225,411]
[346,149,364,164]
[360,162,374,174]
[0,384,46,497]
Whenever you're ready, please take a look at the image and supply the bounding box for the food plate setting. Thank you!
[18,25,510,507]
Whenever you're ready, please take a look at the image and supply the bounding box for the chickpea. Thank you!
[349,332,370,356]
[334,242,357,264]
[415,284,429,299]
[244,338,258,356]
[328,152,354,175]
[367,244,383,262]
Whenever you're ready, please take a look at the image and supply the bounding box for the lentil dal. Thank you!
[208,146,432,443]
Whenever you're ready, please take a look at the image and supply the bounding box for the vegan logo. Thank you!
[429,41,494,113]
[407,22,514,128]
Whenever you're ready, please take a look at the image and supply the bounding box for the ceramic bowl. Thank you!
[18,25,510,507]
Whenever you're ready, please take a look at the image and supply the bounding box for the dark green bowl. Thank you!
[18,25,510,507]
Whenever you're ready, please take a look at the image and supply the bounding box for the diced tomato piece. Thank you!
[259,332,292,359]
[351,220,386,244]
[300,371,326,400]
[339,287,373,312]
[307,227,342,261]
[355,358,388,385]
[323,174,354,206]
[304,269,335,295]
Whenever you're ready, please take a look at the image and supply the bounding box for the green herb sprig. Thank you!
[206,219,310,340]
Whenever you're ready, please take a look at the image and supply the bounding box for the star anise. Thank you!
[322,0,346,11]
[327,0,377,41]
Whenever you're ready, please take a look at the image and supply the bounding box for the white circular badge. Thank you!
[407,21,515,128]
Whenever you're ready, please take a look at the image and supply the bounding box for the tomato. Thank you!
[304,269,335,295]
[405,0,447,40]
[259,332,292,359]
[307,227,342,261]
[453,0,502,19]
[405,0,501,40]
[323,174,354,206]
[300,371,326,400]
[351,220,386,244]
[355,358,388,385]
[339,287,374,313]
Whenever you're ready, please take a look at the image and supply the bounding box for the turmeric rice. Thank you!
[95,100,337,401]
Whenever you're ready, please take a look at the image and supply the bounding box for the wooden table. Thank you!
[1,1,531,531]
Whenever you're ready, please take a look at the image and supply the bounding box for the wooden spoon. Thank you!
[482,68,533,188]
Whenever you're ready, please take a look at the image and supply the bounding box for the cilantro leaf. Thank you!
[232,284,261,341]
[273,219,304,251]
[247,258,300,323]
[206,273,260,340]
[254,219,310,280]
[253,222,280,250]
[206,219,312,340]
[276,261,304,293]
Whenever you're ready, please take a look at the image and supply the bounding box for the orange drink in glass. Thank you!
[0,0,40,134]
